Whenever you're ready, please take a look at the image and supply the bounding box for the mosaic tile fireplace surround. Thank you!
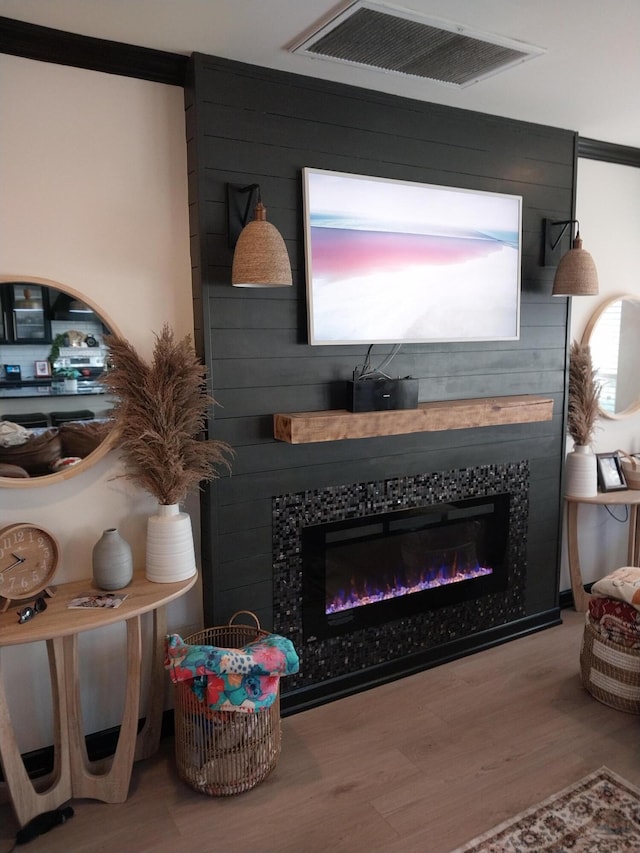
[273,461,529,709]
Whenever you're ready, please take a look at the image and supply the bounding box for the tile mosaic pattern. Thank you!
[273,462,529,690]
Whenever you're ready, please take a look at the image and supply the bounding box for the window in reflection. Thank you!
[584,295,640,418]
[590,299,622,414]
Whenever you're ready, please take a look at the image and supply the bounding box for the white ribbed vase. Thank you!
[145,503,197,583]
[564,444,598,498]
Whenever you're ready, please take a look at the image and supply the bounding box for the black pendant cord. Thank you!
[604,504,629,523]
[357,343,402,380]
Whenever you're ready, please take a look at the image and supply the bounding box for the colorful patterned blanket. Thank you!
[165,632,299,713]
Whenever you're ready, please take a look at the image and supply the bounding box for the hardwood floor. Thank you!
[2,609,639,853]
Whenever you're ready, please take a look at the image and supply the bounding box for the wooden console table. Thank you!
[565,490,640,612]
[0,570,196,827]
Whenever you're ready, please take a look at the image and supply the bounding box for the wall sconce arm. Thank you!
[543,218,580,266]
[227,183,261,248]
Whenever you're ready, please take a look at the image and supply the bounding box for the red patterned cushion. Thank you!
[588,596,640,649]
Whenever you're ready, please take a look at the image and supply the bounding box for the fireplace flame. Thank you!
[324,521,497,615]
[326,563,493,614]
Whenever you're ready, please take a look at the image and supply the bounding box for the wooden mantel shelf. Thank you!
[273,395,554,444]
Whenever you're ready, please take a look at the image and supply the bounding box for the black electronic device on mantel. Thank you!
[347,377,419,412]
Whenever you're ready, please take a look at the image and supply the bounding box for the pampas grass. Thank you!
[103,325,233,505]
[568,340,601,446]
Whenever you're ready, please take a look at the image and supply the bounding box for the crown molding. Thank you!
[578,137,640,167]
[0,15,187,86]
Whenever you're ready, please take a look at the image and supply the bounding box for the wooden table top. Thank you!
[565,489,640,506]
[0,570,197,647]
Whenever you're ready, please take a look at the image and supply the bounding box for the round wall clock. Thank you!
[0,523,61,606]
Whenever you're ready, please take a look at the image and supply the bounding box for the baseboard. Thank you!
[1,711,176,784]
[559,583,593,611]
[559,588,574,609]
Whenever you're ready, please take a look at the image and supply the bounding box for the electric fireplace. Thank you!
[302,494,510,640]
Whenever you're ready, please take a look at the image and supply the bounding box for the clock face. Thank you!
[0,523,60,602]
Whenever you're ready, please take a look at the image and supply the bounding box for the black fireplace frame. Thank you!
[273,461,532,711]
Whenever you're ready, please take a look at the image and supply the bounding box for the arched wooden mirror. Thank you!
[0,275,120,488]
[582,293,640,419]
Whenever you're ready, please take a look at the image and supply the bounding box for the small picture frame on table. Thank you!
[596,452,628,492]
[34,360,51,377]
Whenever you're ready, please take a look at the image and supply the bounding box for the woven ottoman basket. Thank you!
[580,614,640,714]
[173,612,282,796]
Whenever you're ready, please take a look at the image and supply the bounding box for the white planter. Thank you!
[145,503,197,583]
[564,444,598,498]
[63,378,78,393]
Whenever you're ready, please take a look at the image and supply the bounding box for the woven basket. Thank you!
[580,615,640,714]
[618,451,640,490]
[173,611,281,796]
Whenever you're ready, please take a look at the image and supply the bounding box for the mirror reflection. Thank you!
[0,277,118,485]
[582,293,640,419]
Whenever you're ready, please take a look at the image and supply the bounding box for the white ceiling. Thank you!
[1,0,639,148]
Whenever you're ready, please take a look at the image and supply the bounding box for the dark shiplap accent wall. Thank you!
[185,53,575,640]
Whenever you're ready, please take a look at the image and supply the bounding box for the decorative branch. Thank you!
[102,325,233,505]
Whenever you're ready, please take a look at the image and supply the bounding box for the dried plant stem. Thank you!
[567,340,601,447]
[103,325,233,505]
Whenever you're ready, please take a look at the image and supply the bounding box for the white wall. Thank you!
[0,55,203,752]
[558,158,640,591]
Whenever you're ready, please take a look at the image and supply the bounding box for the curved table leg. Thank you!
[0,637,72,827]
[66,616,142,803]
[135,606,167,762]
[628,505,640,566]
[566,501,591,612]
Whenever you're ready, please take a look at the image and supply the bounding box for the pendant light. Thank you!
[544,219,599,296]
[228,183,292,288]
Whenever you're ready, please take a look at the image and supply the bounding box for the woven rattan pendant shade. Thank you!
[232,202,292,287]
[552,235,599,296]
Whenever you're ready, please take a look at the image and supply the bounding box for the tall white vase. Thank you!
[145,503,197,583]
[564,444,598,498]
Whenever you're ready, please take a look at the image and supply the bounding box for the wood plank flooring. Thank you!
[2,609,639,853]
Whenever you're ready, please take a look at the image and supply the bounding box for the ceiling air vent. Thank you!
[290,1,545,88]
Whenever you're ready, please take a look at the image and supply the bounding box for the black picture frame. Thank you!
[596,452,628,492]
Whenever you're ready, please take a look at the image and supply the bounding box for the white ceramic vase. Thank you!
[145,503,197,583]
[92,528,133,590]
[564,444,598,498]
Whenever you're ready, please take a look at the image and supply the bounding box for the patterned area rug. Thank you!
[452,767,640,852]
